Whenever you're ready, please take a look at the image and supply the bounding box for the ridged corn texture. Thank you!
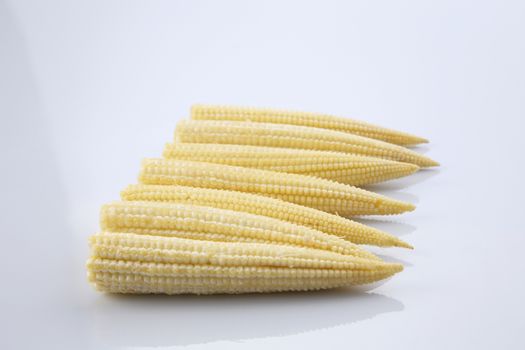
[100,201,379,260]
[175,120,438,168]
[192,104,428,146]
[163,143,419,186]
[139,158,415,216]
[88,232,403,294]
[121,184,412,249]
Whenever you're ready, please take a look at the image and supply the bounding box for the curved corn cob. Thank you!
[100,201,379,260]
[175,120,438,168]
[139,158,415,216]
[121,184,412,249]
[191,104,428,146]
[163,143,419,186]
[88,232,404,294]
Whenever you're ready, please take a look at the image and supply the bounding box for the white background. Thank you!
[1,0,524,349]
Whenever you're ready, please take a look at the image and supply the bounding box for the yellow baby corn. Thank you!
[139,159,415,216]
[100,201,379,260]
[163,143,419,186]
[87,232,403,294]
[121,184,412,249]
[192,104,428,146]
[175,120,438,167]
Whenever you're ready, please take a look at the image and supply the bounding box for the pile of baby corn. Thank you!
[87,105,438,295]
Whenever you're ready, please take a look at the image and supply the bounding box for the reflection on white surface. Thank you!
[92,290,403,347]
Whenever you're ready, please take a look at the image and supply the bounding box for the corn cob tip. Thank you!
[417,137,429,144]
[419,155,439,168]
[402,147,438,168]
[403,202,416,213]
[372,262,404,280]
[389,263,404,274]
[394,239,414,250]
[403,163,420,175]
[378,197,415,215]
[404,135,429,145]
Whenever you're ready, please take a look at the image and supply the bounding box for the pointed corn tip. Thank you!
[396,239,414,250]
[405,163,420,174]
[376,262,404,279]
[391,263,404,274]
[375,196,415,215]
[396,133,428,146]
[410,136,429,145]
[396,201,416,214]
[413,154,439,168]
[423,157,440,167]
[380,232,414,249]
[413,152,439,167]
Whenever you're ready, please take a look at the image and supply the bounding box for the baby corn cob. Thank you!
[175,120,438,167]
[100,201,379,260]
[139,159,415,216]
[192,104,428,146]
[88,232,404,294]
[163,143,419,186]
[121,184,412,249]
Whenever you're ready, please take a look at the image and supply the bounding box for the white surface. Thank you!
[1,0,524,349]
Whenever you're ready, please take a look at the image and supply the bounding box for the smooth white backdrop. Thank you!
[1,0,524,349]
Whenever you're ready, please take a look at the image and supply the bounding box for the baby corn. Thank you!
[100,201,379,260]
[121,184,412,248]
[192,104,428,146]
[175,120,438,167]
[88,232,403,294]
[163,143,419,186]
[139,158,415,216]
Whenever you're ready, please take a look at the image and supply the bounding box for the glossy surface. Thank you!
[1,0,524,349]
